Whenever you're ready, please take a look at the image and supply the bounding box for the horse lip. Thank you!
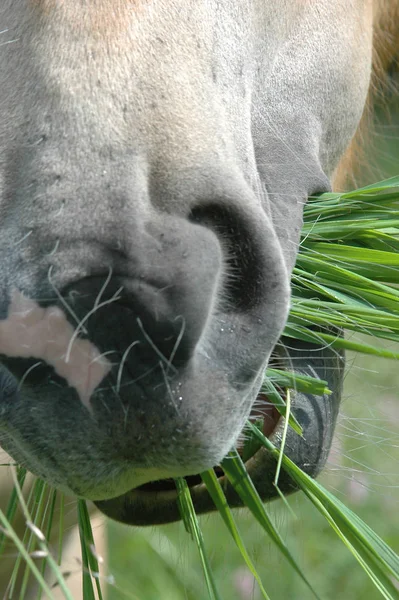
[93,406,285,526]
[132,400,283,496]
[135,416,284,496]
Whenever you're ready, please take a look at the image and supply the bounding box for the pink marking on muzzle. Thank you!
[0,290,111,408]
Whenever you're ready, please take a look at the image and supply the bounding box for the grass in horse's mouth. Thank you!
[135,392,281,494]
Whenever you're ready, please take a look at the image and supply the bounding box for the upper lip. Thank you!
[94,397,284,526]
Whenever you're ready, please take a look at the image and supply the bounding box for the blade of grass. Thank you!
[58,493,65,565]
[37,488,59,600]
[77,499,104,600]
[78,510,96,600]
[175,477,222,600]
[261,377,302,434]
[19,479,49,599]
[200,469,271,600]
[283,325,399,358]
[301,218,399,238]
[273,388,291,487]
[339,175,399,195]
[305,492,399,600]
[221,450,320,600]
[265,368,331,397]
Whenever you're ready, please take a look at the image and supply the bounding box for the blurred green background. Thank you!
[105,103,399,600]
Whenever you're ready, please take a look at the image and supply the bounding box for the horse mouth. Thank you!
[138,394,281,494]
[94,391,286,526]
[94,337,344,526]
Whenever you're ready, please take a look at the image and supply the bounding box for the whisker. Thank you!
[48,265,88,333]
[160,362,180,415]
[65,288,123,363]
[167,316,186,373]
[93,267,114,312]
[116,341,140,394]
[14,230,33,246]
[136,318,177,374]
[17,362,43,391]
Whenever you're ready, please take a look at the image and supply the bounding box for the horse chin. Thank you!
[95,337,344,526]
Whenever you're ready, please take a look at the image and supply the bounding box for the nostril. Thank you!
[60,278,196,370]
[189,203,265,311]
[59,257,219,375]
[116,289,192,367]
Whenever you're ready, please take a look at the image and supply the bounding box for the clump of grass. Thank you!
[287,175,399,360]
[0,467,74,600]
[0,177,398,599]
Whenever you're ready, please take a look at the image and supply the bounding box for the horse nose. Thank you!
[60,216,223,369]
